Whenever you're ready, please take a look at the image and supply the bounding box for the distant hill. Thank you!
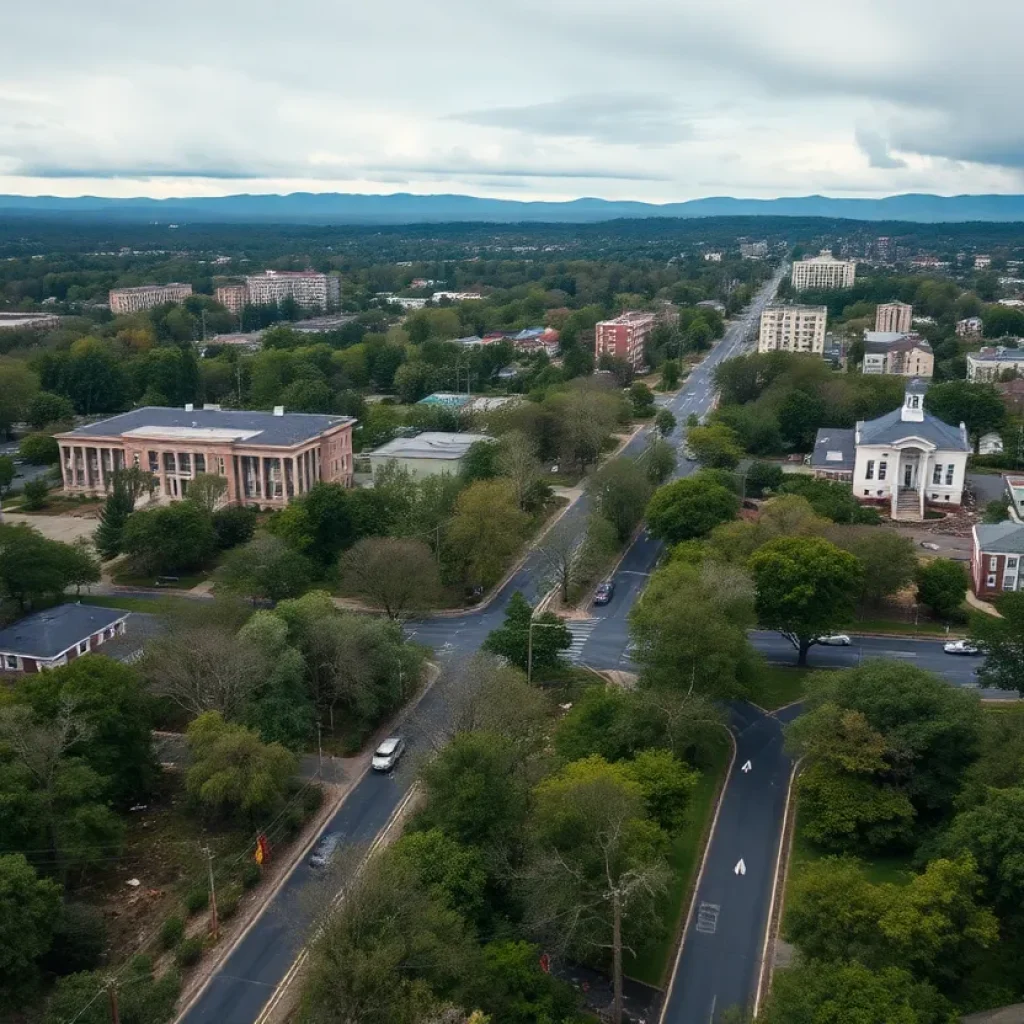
[3,191,1024,225]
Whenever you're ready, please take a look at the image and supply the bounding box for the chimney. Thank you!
[184,403,194,412]
[273,406,285,416]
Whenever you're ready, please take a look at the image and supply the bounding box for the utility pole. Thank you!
[202,845,219,939]
[107,978,120,1024]
[316,721,323,778]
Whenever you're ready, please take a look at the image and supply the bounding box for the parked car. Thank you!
[371,736,406,772]
[944,640,981,655]
[816,634,852,646]
[308,831,342,868]
[594,581,615,605]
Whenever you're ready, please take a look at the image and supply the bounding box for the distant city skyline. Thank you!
[3,0,1024,203]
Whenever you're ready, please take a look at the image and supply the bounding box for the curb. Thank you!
[753,756,802,1015]
[657,723,738,1024]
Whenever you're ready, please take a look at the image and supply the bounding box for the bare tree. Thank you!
[143,622,267,720]
[538,513,617,606]
[496,430,540,510]
[340,537,441,619]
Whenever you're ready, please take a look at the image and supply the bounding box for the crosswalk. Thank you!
[564,618,599,663]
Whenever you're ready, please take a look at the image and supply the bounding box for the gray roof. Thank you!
[975,522,1024,555]
[0,604,127,659]
[857,406,969,451]
[369,431,493,461]
[60,406,354,448]
[811,428,856,471]
[863,334,932,355]
[969,347,1024,362]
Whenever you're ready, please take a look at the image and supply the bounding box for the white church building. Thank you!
[811,380,970,521]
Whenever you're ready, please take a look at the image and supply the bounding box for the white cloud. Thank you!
[2,0,1024,201]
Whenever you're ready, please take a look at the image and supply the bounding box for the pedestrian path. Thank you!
[565,617,599,663]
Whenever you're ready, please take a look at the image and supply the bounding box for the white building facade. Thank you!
[244,271,341,311]
[850,381,970,520]
[791,251,857,291]
[109,283,193,315]
[966,346,1024,382]
[757,305,827,354]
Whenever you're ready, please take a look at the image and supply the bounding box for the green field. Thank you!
[749,666,812,711]
[626,730,732,987]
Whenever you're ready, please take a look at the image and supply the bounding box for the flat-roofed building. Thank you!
[862,332,934,377]
[757,304,827,354]
[875,301,913,333]
[244,270,340,311]
[55,405,354,507]
[215,283,247,316]
[367,431,493,480]
[967,346,1024,382]
[0,312,62,331]
[109,283,193,315]
[594,311,657,370]
[791,251,856,291]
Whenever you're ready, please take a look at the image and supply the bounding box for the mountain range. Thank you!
[3,192,1024,224]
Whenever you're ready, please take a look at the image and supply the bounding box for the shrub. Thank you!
[301,784,324,819]
[42,902,107,975]
[21,478,49,510]
[239,860,262,890]
[174,935,205,968]
[19,432,61,465]
[218,884,243,920]
[160,915,185,950]
[184,884,209,915]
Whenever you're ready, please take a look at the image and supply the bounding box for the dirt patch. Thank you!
[3,511,100,543]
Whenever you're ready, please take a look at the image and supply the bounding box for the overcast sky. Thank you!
[3,0,1023,202]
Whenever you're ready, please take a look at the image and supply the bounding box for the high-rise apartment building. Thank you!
[594,311,657,370]
[791,251,857,291]
[740,240,768,259]
[875,301,913,334]
[244,270,340,311]
[757,305,828,354]
[109,283,193,315]
[215,284,247,316]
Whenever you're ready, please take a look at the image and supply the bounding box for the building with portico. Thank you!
[54,405,354,508]
[811,380,969,521]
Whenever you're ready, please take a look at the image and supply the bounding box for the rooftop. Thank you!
[975,522,1024,555]
[57,406,354,448]
[857,406,968,451]
[598,311,657,326]
[810,428,856,472]
[0,604,127,660]
[763,303,827,314]
[369,431,493,461]
[969,346,1024,362]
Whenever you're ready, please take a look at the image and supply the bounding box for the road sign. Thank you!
[734,859,746,876]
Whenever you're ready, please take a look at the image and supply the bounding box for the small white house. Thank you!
[814,380,970,521]
[367,431,494,481]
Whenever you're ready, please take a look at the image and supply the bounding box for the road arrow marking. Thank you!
[741,760,752,773]
[734,858,746,876]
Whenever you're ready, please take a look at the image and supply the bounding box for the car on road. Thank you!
[371,736,406,772]
[308,831,342,868]
[944,639,981,655]
[816,634,852,646]
[593,581,615,606]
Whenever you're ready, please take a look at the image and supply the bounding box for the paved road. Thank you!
[176,274,785,1024]
[661,702,802,1024]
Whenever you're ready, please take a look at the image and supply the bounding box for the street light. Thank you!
[527,620,565,685]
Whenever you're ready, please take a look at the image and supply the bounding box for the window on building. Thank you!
[4,655,18,670]
[932,464,943,485]
[1008,557,1019,570]
[78,641,89,655]
[987,574,997,587]
[866,460,875,480]
[179,453,191,474]
[1005,577,1017,590]
[878,461,887,480]
[863,489,870,496]
[990,556,999,571]
[945,465,955,485]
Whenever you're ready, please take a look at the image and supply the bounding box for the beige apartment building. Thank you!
[109,283,193,315]
[757,305,828,354]
[791,251,857,291]
[875,301,913,333]
[215,284,247,316]
[243,270,341,311]
[594,311,657,370]
[55,405,354,508]
[967,346,1024,382]
[862,333,934,377]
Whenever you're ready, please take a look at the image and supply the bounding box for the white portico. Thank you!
[850,380,970,521]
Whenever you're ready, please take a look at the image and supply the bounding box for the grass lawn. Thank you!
[852,615,959,637]
[78,594,199,614]
[626,730,732,987]
[750,666,812,711]
[111,568,212,590]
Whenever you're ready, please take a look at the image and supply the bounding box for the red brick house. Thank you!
[971,522,1024,599]
[0,604,128,674]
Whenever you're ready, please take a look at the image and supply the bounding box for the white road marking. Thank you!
[734,859,747,876]
[564,618,599,663]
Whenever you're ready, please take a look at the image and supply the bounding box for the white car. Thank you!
[816,634,852,646]
[371,736,406,772]
[944,640,981,655]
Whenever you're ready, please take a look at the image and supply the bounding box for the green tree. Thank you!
[925,380,1005,441]
[122,501,216,574]
[0,523,92,610]
[629,382,656,417]
[587,458,653,544]
[478,940,578,1024]
[749,536,863,664]
[340,537,441,618]
[828,525,919,605]
[220,533,316,603]
[623,749,699,832]
[0,457,13,501]
[461,440,500,483]
[759,960,952,1024]
[185,472,228,512]
[18,433,59,465]
[44,955,180,1024]
[654,408,677,437]
[643,435,677,485]
[744,461,784,498]
[211,505,257,550]
[972,590,1024,691]
[776,387,826,450]
[482,591,570,676]
[0,358,38,438]
[915,558,967,619]
[185,711,297,824]
[646,474,739,544]
[660,359,680,390]
[686,423,743,469]
[93,474,136,561]
[268,482,355,567]
[446,480,528,588]
[0,854,62,1008]
[26,391,75,430]
[20,479,49,511]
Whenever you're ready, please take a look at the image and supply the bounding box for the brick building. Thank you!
[971,522,1024,598]
[0,604,128,674]
[594,312,657,371]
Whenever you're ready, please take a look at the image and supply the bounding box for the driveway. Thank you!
[2,512,98,544]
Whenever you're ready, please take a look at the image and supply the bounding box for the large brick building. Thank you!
[594,312,657,371]
[55,405,354,507]
[971,521,1024,598]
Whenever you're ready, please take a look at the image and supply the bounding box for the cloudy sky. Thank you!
[2,0,1023,202]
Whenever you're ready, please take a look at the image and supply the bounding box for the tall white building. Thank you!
[109,283,193,315]
[875,301,913,334]
[757,305,828,354]
[244,271,341,312]
[791,251,857,291]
